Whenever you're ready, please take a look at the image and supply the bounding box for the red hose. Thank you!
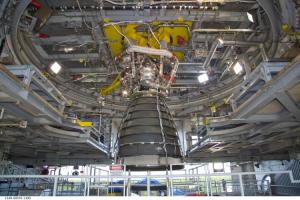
[31,0,42,9]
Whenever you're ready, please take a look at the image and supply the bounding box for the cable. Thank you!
[75,0,98,31]
[112,98,131,162]
[111,24,132,46]
[104,21,161,48]
[145,23,161,49]
[161,97,184,157]
[156,88,169,168]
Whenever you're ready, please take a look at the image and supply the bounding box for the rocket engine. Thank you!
[115,46,183,170]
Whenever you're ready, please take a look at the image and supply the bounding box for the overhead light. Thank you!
[64,47,74,53]
[122,90,128,96]
[217,38,224,47]
[213,162,224,172]
[247,12,254,23]
[213,162,224,170]
[197,73,209,83]
[233,62,243,74]
[50,61,62,74]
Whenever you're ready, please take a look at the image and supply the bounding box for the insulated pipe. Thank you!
[170,40,262,51]
[104,0,256,6]
[150,0,256,4]
[127,45,173,58]
[256,0,281,57]
[202,38,223,70]
[193,28,256,33]
[67,67,108,74]
[10,0,31,64]
[223,41,261,47]
[43,125,87,138]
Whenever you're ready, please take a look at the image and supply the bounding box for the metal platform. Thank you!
[188,58,300,162]
[0,64,110,165]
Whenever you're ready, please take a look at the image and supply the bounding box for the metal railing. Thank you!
[1,170,300,196]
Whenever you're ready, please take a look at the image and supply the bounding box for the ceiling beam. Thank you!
[49,10,250,23]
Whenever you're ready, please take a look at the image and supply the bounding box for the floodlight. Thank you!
[247,12,254,23]
[197,73,209,83]
[50,61,62,74]
[233,62,243,74]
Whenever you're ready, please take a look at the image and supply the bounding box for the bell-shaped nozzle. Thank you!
[116,92,183,170]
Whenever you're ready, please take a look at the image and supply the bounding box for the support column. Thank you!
[230,163,243,195]
[231,162,258,196]
[241,162,258,196]
[147,171,151,196]
[0,144,10,162]
[53,177,58,196]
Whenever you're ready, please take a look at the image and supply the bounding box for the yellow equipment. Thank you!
[100,19,192,95]
[99,74,121,96]
[102,19,192,61]
[76,119,93,127]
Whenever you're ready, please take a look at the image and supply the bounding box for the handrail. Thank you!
[0,170,299,183]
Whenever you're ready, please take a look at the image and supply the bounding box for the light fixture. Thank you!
[247,12,254,23]
[197,73,209,83]
[214,162,224,170]
[64,47,74,53]
[217,38,224,47]
[213,162,224,172]
[122,90,128,96]
[50,61,62,74]
[233,62,243,74]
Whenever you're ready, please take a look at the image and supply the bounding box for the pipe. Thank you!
[150,0,256,5]
[67,67,108,74]
[179,62,204,66]
[223,41,261,47]
[219,62,234,81]
[256,0,281,58]
[127,45,173,57]
[99,74,121,96]
[0,108,4,119]
[11,0,31,64]
[202,38,223,70]
[156,24,191,34]
[43,125,87,138]
[103,0,256,6]
[103,21,161,48]
[260,44,269,62]
[193,28,256,33]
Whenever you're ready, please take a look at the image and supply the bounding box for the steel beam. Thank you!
[0,65,64,124]
[230,61,298,120]
[276,92,300,121]
[66,67,108,74]
[47,53,99,61]
[49,10,249,23]
[34,35,94,45]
